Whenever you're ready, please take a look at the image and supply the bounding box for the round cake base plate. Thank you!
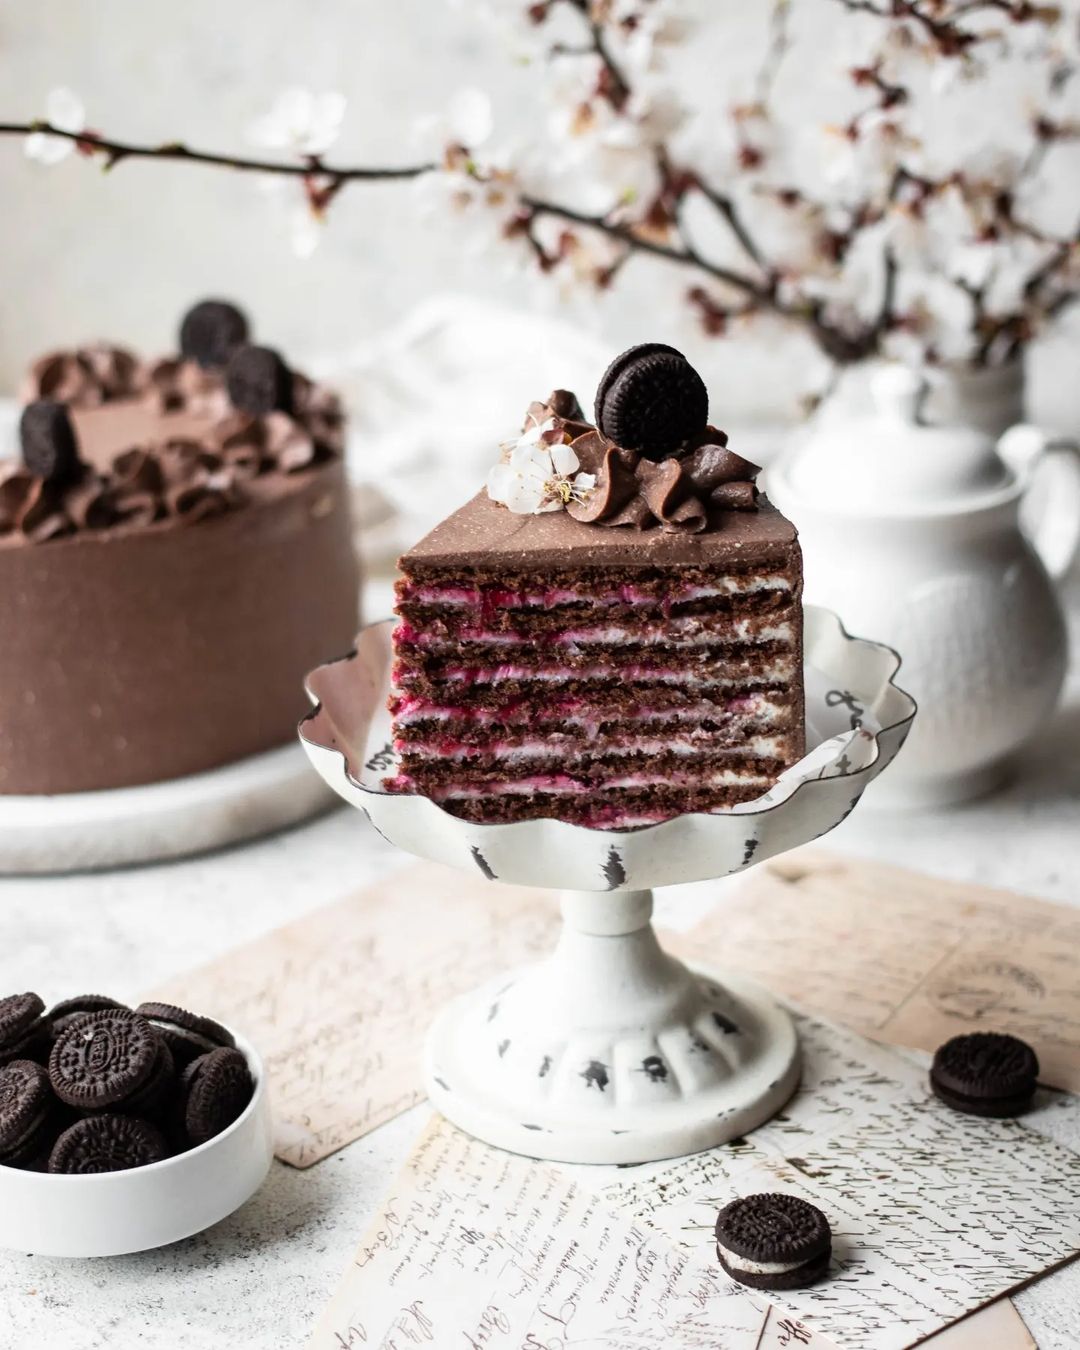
[424,890,801,1166]
[0,743,335,874]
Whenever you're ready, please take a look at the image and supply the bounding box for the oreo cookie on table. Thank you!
[48,1113,168,1175]
[715,1192,831,1290]
[179,299,250,370]
[48,1008,162,1110]
[930,1031,1039,1117]
[0,992,52,1067]
[594,343,709,460]
[135,1001,234,1067]
[178,1046,254,1147]
[0,1060,58,1168]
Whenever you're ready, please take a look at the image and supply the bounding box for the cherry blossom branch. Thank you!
[0,120,434,181]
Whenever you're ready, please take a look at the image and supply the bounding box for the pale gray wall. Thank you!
[2,0,1078,427]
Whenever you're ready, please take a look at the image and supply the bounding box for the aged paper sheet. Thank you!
[600,1015,1080,1350]
[152,862,558,1166]
[685,849,1080,1092]
[308,1112,837,1350]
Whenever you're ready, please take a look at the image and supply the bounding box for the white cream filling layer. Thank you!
[716,1244,806,1275]
[403,734,789,763]
[439,657,796,686]
[406,575,793,608]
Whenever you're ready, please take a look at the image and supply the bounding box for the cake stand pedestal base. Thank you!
[424,887,800,1165]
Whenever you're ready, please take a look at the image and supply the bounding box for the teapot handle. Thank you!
[997,423,1080,581]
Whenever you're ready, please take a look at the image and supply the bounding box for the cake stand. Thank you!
[299,606,915,1164]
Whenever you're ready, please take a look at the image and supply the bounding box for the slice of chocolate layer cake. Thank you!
[387,346,804,828]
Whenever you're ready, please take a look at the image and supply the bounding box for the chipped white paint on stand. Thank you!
[300,605,915,1164]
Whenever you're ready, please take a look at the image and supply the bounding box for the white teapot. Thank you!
[769,364,1080,807]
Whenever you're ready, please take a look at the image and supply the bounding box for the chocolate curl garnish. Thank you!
[264,411,320,473]
[523,391,592,442]
[168,464,245,524]
[682,441,760,493]
[711,481,759,510]
[14,476,72,542]
[24,345,140,408]
[636,458,707,534]
[567,442,638,524]
[292,376,345,454]
[113,448,165,497]
[0,469,35,533]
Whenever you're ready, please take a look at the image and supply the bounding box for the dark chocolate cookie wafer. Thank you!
[48,1114,169,1175]
[0,1060,56,1168]
[715,1192,831,1290]
[930,1032,1039,1117]
[594,343,708,459]
[135,1002,235,1067]
[179,299,250,370]
[48,995,130,1040]
[179,1047,254,1147]
[0,993,51,1067]
[118,1038,175,1118]
[49,1009,160,1110]
[226,344,293,416]
[19,401,82,485]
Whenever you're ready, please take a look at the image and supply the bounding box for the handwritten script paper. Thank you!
[308,1112,837,1350]
[152,863,557,1167]
[598,1015,1080,1350]
[686,849,1080,1093]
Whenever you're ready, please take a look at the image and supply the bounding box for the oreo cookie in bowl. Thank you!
[0,991,271,1257]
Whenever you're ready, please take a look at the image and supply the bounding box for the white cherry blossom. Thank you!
[24,88,86,166]
[247,88,346,157]
[487,419,595,515]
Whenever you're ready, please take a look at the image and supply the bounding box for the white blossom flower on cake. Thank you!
[487,419,595,515]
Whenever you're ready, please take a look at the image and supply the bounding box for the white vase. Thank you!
[769,362,1080,807]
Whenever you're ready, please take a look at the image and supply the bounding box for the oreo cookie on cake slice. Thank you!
[715,1193,831,1290]
[135,1001,234,1067]
[930,1032,1039,1118]
[594,342,708,459]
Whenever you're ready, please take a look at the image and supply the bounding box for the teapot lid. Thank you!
[780,365,1015,513]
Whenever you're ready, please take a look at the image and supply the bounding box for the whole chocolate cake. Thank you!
[387,344,804,828]
[0,301,360,794]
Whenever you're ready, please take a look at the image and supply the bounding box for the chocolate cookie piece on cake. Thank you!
[931,1032,1039,1117]
[386,348,804,829]
[715,1192,831,1290]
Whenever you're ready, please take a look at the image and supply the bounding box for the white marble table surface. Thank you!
[0,505,1077,1350]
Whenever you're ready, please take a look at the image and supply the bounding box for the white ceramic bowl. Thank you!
[0,1030,273,1258]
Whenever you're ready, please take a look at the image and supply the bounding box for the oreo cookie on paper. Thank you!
[715,1192,831,1290]
[594,343,708,460]
[930,1032,1039,1117]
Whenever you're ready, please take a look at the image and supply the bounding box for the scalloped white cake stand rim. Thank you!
[300,605,916,1164]
[0,743,335,874]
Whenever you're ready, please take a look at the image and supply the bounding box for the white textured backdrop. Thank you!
[1,0,1079,428]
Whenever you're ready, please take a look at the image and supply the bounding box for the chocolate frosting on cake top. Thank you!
[485,346,761,538]
[2,318,344,548]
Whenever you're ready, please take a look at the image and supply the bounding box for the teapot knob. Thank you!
[869,365,928,425]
